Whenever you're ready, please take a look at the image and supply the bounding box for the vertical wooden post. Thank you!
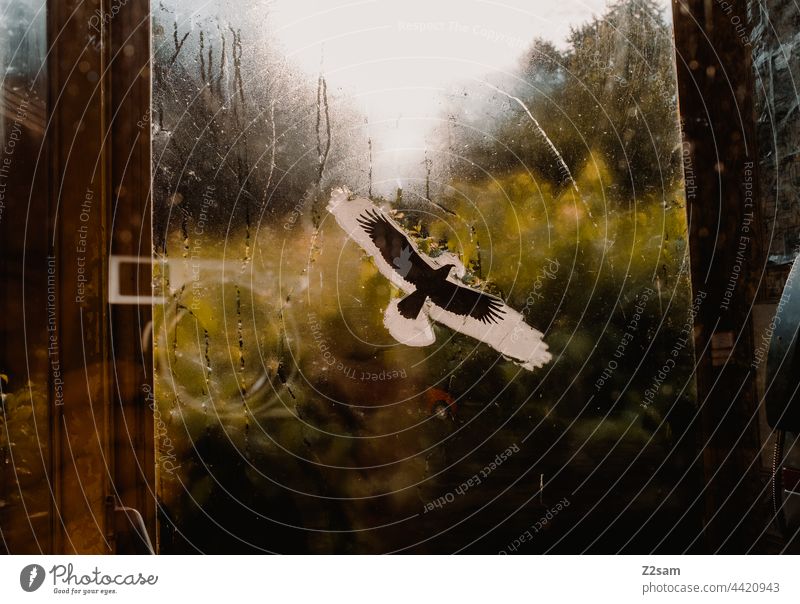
[673,0,766,551]
[48,0,112,553]
[107,0,156,552]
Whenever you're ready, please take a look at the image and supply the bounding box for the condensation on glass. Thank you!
[152,0,699,552]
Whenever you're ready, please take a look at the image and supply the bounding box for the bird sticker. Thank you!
[327,188,552,371]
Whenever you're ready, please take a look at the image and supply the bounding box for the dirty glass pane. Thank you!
[750,0,800,279]
[153,0,699,553]
[0,0,50,553]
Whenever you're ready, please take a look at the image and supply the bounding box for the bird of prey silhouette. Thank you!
[327,188,552,370]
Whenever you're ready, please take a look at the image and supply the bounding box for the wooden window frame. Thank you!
[44,0,154,553]
[1,0,782,553]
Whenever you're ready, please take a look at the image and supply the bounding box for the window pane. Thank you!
[153,0,699,553]
[0,0,50,553]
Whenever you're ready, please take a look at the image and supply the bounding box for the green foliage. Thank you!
[448,0,680,199]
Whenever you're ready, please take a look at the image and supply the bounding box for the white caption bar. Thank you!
[0,555,796,602]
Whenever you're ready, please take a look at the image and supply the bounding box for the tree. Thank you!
[563,0,679,198]
[444,0,680,202]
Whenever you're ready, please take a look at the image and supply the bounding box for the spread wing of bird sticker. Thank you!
[327,188,552,371]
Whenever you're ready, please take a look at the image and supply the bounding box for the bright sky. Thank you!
[167,0,671,192]
[268,0,612,78]
[268,0,611,112]
[265,0,616,188]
